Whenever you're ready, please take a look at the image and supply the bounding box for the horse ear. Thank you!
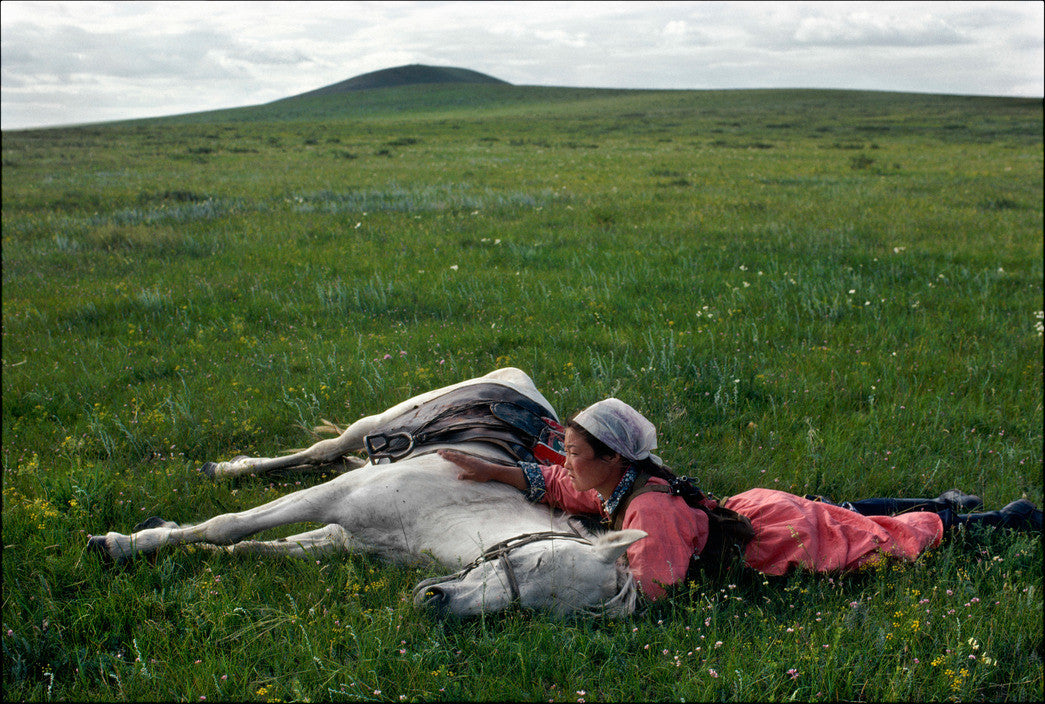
[593,529,647,563]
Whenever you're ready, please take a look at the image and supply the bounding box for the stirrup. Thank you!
[364,432,415,462]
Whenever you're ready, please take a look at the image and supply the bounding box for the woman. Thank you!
[439,398,1042,601]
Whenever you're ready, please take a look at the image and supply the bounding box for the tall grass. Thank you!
[2,87,1042,701]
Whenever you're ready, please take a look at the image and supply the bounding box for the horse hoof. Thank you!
[133,516,176,532]
[199,462,218,480]
[87,535,114,562]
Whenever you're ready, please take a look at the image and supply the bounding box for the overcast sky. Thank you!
[2,1,1042,130]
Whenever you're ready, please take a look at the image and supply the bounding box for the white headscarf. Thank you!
[572,398,659,464]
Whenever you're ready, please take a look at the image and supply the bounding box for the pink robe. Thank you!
[537,466,944,600]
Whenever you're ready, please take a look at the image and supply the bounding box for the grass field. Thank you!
[2,84,1042,701]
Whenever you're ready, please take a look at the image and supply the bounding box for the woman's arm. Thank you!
[437,449,528,491]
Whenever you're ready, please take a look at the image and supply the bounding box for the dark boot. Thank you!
[997,499,1042,531]
[950,499,1043,533]
[803,495,936,514]
[937,489,983,512]
[807,491,983,517]
[841,497,945,516]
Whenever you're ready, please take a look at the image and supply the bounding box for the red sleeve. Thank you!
[539,465,604,515]
[621,492,709,600]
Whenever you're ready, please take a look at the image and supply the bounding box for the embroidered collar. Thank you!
[601,465,638,517]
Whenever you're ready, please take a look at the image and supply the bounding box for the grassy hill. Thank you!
[283,63,510,99]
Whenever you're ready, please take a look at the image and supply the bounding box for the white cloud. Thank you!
[663,20,688,39]
[792,12,968,46]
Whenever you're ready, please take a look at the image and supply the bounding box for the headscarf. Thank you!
[572,398,660,464]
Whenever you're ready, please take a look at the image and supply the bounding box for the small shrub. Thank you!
[849,153,875,170]
[979,197,1020,211]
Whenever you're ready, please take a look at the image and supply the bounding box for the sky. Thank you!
[2,0,1042,130]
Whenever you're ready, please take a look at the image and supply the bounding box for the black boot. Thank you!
[803,495,933,515]
[822,489,982,517]
[950,499,1043,533]
[937,489,983,512]
[997,499,1043,531]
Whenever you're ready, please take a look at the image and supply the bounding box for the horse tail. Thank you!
[313,418,346,437]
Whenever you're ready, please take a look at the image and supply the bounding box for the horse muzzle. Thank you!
[412,574,467,615]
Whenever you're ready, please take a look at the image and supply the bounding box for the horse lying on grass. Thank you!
[88,368,642,618]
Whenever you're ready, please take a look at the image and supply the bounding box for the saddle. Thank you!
[363,382,564,464]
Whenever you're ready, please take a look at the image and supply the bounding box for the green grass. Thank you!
[2,85,1042,701]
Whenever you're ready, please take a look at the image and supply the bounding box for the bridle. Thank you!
[413,530,638,616]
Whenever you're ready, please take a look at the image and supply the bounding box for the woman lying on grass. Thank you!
[439,398,1042,601]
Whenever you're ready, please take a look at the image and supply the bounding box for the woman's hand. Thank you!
[438,449,497,482]
[437,449,529,491]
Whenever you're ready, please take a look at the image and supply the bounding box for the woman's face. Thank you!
[563,428,625,496]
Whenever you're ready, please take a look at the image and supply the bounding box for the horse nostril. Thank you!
[420,586,449,608]
[413,576,455,610]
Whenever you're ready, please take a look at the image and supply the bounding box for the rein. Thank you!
[413,530,638,616]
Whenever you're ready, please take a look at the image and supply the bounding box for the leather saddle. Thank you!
[362,382,561,464]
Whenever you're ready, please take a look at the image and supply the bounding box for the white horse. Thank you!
[88,368,644,617]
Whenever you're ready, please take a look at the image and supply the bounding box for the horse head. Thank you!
[413,529,646,618]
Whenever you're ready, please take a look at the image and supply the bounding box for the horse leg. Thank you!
[88,474,354,560]
[201,524,354,558]
[199,425,371,480]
